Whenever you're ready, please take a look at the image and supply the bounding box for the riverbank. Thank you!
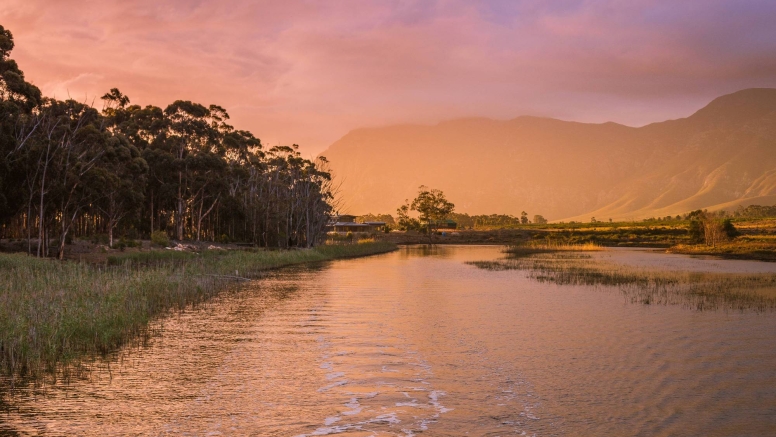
[378,218,776,261]
[668,240,776,261]
[0,241,396,380]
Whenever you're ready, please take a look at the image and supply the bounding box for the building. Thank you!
[326,215,387,233]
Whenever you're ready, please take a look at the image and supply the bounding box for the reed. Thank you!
[505,241,604,256]
[668,241,776,261]
[0,241,396,380]
[468,252,776,311]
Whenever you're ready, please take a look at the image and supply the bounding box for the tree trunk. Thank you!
[177,171,184,241]
[150,190,154,233]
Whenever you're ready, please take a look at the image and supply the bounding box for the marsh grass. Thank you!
[668,240,776,261]
[0,241,396,382]
[468,252,776,311]
[505,242,603,256]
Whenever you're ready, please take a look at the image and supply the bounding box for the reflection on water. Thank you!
[2,246,776,436]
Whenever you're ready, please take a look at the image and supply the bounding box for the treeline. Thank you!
[733,204,776,218]
[0,25,334,258]
[355,212,548,230]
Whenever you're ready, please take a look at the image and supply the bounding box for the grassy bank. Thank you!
[0,241,396,380]
[379,217,776,260]
[668,238,776,261]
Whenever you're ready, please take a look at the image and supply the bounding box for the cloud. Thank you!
[3,0,776,154]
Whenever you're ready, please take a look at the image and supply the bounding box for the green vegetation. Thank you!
[378,205,776,260]
[396,186,455,241]
[0,242,396,380]
[0,25,334,258]
[668,239,776,261]
[468,252,776,311]
[150,230,171,248]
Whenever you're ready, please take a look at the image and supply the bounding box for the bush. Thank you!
[91,234,109,245]
[151,231,171,247]
[722,219,740,238]
[116,237,141,251]
[688,220,703,243]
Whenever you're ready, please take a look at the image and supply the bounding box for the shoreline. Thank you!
[0,241,397,382]
[380,227,776,262]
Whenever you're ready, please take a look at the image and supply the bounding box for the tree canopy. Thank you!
[0,25,335,257]
[396,186,455,242]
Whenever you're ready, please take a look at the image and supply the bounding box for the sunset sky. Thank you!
[3,0,776,155]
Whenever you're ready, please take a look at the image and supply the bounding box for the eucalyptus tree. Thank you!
[399,186,455,243]
[0,24,338,254]
[0,24,41,231]
[89,134,148,248]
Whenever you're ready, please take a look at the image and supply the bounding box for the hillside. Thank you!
[320,89,776,221]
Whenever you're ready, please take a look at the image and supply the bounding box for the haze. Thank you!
[4,0,776,156]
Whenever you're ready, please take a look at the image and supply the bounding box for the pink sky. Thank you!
[3,0,776,155]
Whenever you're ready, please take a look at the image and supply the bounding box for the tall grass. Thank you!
[668,241,776,261]
[0,241,396,381]
[505,242,603,256]
[468,252,776,311]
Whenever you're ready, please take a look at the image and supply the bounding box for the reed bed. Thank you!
[468,252,776,312]
[668,241,776,261]
[505,242,604,256]
[0,241,396,380]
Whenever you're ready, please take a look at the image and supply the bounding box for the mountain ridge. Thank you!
[320,88,776,221]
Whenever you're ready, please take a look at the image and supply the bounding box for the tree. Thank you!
[687,210,734,247]
[396,202,420,231]
[90,134,148,247]
[688,218,704,243]
[533,214,548,224]
[407,185,455,243]
[0,25,338,254]
[702,217,726,247]
[0,24,42,229]
[722,218,739,239]
[520,211,529,224]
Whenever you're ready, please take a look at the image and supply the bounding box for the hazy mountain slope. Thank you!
[320,89,776,221]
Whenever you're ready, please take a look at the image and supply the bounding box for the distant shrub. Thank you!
[91,234,109,245]
[722,219,740,238]
[218,234,230,244]
[116,237,141,251]
[151,231,171,247]
[688,220,703,243]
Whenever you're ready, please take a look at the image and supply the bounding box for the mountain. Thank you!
[319,89,776,221]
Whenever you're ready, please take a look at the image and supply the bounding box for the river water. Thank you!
[2,246,776,436]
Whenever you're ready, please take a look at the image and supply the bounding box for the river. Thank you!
[2,246,776,436]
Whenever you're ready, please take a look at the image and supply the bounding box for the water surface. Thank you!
[2,246,775,436]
